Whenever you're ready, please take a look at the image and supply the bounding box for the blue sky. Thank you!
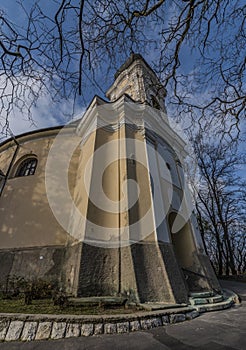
[0,0,191,134]
[1,0,245,171]
[1,1,94,137]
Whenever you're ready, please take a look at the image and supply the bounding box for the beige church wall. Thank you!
[85,127,120,234]
[60,139,88,245]
[169,214,196,269]
[145,139,170,243]
[126,126,156,243]
[0,142,17,175]
[75,125,138,298]
[157,143,181,189]
[154,143,216,293]
[125,126,180,303]
[141,136,189,302]
[117,125,139,298]
[0,132,77,249]
[190,212,206,252]
[72,121,176,301]
[70,129,97,241]
[75,127,122,297]
[63,129,97,295]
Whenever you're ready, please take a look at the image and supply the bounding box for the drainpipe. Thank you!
[118,121,121,295]
[0,138,20,197]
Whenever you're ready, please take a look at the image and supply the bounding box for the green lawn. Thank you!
[0,298,138,315]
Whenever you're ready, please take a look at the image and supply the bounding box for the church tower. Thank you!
[65,53,221,302]
[106,53,167,113]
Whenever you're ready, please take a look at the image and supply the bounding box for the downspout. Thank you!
[118,121,122,295]
[0,138,20,197]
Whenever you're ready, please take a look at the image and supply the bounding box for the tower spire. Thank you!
[106,53,166,112]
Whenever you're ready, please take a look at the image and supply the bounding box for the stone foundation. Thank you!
[72,241,190,303]
[0,246,66,292]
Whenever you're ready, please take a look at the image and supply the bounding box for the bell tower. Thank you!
[106,53,167,113]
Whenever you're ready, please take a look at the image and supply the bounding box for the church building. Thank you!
[0,54,221,304]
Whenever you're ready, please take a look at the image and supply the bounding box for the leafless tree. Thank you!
[0,0,245,136]
[189,130,245,275]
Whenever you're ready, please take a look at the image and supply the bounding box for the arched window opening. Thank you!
[166,162,171,171]
[150,173,154,196]
[15,158,37,177]
[151,95,161,110]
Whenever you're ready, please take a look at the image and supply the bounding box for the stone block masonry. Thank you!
[0,307,199,342]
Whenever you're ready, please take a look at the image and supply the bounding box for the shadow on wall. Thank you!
[168,212,220,293]
[0,246,66,293]
[0,138,80,291]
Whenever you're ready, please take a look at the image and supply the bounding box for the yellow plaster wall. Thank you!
[0,131,78,249]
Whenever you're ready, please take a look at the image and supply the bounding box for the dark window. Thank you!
[151,95,161,110]
[16,158,37,177]
[166,162,171,170]
[128,154,136,166]
[150,173,154,196]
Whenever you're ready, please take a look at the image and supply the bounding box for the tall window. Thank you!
[151,95,161,110]
[16,158,37,177]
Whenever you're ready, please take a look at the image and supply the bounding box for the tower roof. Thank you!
[114,53,155,80]
[106,53,167,113]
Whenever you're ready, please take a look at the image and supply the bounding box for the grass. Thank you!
[0,297,138,315]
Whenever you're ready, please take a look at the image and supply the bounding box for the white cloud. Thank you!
[0,78,85,142]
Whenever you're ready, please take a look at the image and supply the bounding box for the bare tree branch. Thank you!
[0,0,245,138]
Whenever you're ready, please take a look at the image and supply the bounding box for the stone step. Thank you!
[189,294,224,306]
[222,289,241,304]
[194,298,234,313]
[139,303,188,311]
[67,296,128,308]
[189,291,215,298]
[208,295,224,303]
[189,298,209,306]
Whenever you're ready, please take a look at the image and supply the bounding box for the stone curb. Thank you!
[0,308,200,342]
[0,290,238,343]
